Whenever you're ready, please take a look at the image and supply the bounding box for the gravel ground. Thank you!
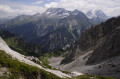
[48,50,120,79]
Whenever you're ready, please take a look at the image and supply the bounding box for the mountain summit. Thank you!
[86,9,108,23]
[44,8,70,18]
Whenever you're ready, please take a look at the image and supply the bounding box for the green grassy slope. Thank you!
[0,50,61,79]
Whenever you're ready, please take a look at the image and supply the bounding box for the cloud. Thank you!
[44,0,120,17]
[0,5,18,18]
[0,3,46,18]
[0,0,120,18]
[45,2,58,8]
[33,1,43,5]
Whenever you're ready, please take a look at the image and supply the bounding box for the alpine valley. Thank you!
[0,7,120,79]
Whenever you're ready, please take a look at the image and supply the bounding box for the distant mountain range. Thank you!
[0,8,108,52]
[43,8,108,23]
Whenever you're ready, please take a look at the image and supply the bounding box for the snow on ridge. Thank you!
[0,37,71,78]
[86,9,97,19]
[86,9,108,20]
[45,8,70,18]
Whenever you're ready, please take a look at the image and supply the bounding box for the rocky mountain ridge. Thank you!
[47,16,120,79]
[61,16,120,64]
[0,8,94,52]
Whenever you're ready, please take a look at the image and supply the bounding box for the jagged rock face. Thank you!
[60,45,85,64]
[35,27,76,52]
[61,16,120,64]
[44,8,70,18]
[0,8,93,52]
[86,26,120,65]
[59,11,92,39]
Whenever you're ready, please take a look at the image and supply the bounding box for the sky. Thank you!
[0,0,120,18]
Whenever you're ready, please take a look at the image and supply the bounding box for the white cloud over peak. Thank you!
[33,1,43,5]
[45,2,58,8]
[0,0,120,18]
[44,0,120,17]
[0,3,46,18]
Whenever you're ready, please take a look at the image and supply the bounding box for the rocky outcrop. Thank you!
[61,16,120,64]
[86,26,120,65]
[36,27,75,52]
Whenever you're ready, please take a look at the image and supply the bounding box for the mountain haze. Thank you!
[0,8,94,52]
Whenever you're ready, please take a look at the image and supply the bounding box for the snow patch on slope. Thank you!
[0,37,71,78]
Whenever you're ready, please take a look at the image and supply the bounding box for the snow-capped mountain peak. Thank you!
[44,8,70,18]
[86,9,108,19]
[86,9,108,23]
